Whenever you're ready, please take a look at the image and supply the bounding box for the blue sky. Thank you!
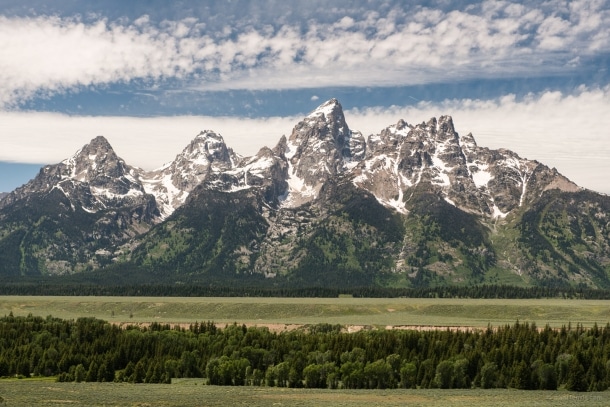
[1,0,609,194]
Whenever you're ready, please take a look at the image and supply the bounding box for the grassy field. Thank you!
[1,296,610,328]
[0,379,607,407]
[2,297,610,405]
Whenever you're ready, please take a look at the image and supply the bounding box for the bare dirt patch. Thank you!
[113,320,486,333]
[387,325,482,332]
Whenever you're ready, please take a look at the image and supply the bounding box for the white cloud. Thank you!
[1,2,610,106]
[0,111,298,169]
[1,87,609,194]
[0,16,185,107]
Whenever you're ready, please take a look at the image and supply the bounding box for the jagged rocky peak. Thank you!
[82,134,113,151]
[162,129,237,179]
[281,99,356,207]
[283,99,364,166]
[437,115,457,136]
[305,98,345,123]
[408,115,458,143]
[60,136,150,209]
[5,135,156,217]
[140,130,240,219]
[459,132,478,156]
[396,118,409,130]
[290,98,349,147]
[180,130,234,167]
[0,137,132,210]
[272,135,288,156]
[236,146,288,195]
[366,118,410,156]
[62,135,129,182]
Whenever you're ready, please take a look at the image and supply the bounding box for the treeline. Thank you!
[1,282,610,299]
[1,314,610,391]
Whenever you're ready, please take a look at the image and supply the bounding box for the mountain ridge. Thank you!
[0,98,607,288]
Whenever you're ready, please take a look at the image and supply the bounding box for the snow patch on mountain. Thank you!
[471,165,493,188]
[280,139,318,208]
[430,142,452,187]
[492,204,509,219]
[306,98,340,122]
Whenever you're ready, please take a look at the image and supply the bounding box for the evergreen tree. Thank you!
[74,364,86,383]
[511,361,532,390]
[132,360,146,384]
[453,358,471,389]
[566,357,588,392]
[480,362,498,389]
[537,363,557,390]
[85,360,98,382]
[364,359,393,389]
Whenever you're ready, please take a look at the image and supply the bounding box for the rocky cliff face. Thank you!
[2,136,144,210]
[353,115,579,218]
[140,131,239,219]
[0,136,159,275]
[0,99,607,288]
[279,98,366,207]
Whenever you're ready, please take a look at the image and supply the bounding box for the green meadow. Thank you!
[0,379,607,407]
[1,296,610,328]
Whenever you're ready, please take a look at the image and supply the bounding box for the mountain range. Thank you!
[1,99,609,288]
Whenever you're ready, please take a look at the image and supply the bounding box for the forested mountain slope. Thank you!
[1,99,608,289]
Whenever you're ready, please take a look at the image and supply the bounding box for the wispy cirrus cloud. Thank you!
[1,1,609,107]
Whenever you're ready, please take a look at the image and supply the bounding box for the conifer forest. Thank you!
[2,314,609,392]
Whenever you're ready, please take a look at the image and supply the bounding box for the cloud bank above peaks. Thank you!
[1,1,610,107]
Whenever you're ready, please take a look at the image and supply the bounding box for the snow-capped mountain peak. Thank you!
[183,130,232,166]
[140,130,238,219]
[0,135,154,216]
[60,135,124,183]
[1,98,583,223]
[306,98,342,121]
[352,113,581,218]
[279,98,374,207]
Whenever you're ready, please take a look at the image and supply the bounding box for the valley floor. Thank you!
[1,296,610,328]
[0,380,607,407]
